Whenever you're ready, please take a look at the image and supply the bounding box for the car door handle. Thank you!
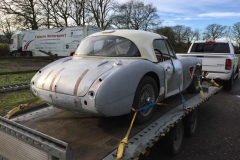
[166,67,171,71]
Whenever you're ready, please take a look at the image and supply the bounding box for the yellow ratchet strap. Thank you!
[116,108,137,160]
[5,98,39,119]
[210,79,220,87]
[198,78,204,99]
[202,74,220,88]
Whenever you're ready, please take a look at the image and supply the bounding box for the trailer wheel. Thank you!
[187,68,201,93]
[131,76,157,124]
[163,122,184,155]
[223,72,233,90]
[183,109,198,137]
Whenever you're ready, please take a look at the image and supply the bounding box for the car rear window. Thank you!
[190,43,230,53]
[75,35,140,57]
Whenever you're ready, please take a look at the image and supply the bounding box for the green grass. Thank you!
[0,73,35,86]
[238,55,240,65]
[0,69,38,73]
[0,57,50,116]
[0,89,44,116]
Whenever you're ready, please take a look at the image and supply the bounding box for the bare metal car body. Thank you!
[30,30,201,119]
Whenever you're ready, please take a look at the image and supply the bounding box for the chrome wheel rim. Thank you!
[138,84,155,116]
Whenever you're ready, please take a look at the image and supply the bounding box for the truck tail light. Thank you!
[225,59,232,70]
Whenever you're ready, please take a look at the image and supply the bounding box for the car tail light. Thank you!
[189,66,194,76]
[206,40,215,43]
[225,59,232,70]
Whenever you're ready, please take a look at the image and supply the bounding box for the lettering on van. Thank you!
[35,34,66,38]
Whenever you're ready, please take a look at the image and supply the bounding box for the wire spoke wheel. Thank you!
[139,84,155,117]
[132,76,158,124]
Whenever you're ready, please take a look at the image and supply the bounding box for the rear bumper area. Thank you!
[32,87,103,116]
[205,72,232,80]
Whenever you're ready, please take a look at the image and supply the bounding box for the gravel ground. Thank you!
[143,77,240,160]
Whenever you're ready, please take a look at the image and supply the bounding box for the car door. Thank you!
[153,39,183,98]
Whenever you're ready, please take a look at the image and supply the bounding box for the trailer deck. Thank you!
[0,86,221,160]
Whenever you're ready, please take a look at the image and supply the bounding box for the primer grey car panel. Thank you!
[30,30,202,117]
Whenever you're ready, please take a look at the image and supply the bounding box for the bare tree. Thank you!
[193,29,202,41]
[0,16,14,43]
[38,0,56,28]
[155,26,177,50]
[67,0,89,26]
[0,0,41,30]
[172,25,189,44]
[231,22,240,50]
[47,0,72,27]
[112,0,161,30]
[203,24,227,40]
[85,0,116,30]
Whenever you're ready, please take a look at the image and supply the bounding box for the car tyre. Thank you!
[223,72,233,90]
[234,65,239,79]
[163,122,184,156]
[183,109,198,137]
[187,68,201,93]
[131,76,158,124]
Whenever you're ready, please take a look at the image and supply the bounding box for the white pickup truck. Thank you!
[178,40,239,90]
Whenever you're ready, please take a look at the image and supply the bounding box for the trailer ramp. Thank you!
[0,116,72,160]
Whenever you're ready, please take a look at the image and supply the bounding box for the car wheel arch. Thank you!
[139,71,160,95]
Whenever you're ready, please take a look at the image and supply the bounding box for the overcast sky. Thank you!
[119,0,240,30]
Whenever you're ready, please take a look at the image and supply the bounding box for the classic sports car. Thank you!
[30,30,202,124]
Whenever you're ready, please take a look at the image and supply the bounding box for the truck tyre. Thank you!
[223,72,233,90]
[234,65,239,79]
[187,68,201,93]
[183,109,198,137]
[131,76,158,124]
[163,121,184,155]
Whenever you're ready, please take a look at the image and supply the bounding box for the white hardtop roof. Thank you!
[87,30,166,62]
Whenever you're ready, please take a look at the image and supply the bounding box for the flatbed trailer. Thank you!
[0,85,221,160]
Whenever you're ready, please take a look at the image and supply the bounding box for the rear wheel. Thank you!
[234,65,239,79]
[187,68,201,93]
[131,76,158,124]
[223,72,233,90]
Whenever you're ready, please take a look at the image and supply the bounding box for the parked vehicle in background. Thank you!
[178,40,239,90]
[9,26,101,57]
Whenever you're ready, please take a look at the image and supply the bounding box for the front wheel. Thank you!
[131,76,158,124]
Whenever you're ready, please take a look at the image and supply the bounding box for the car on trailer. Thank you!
[30,30,202,124]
